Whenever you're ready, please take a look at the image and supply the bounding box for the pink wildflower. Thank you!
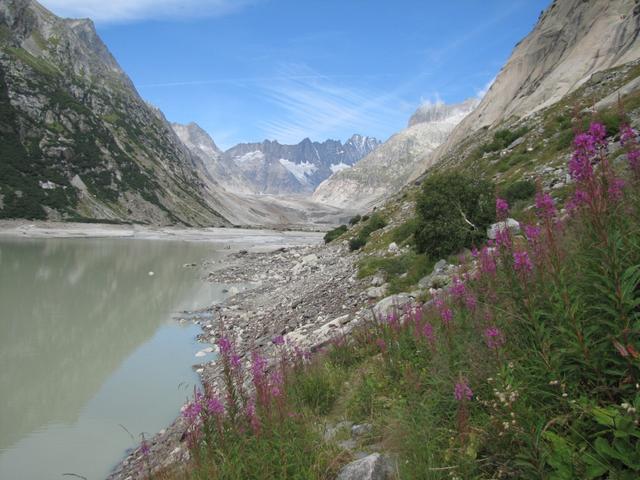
[523,224,541,242]
[479,246,496,276]
[272,335,285,346]
[375,338,387,352]
[207,396,225,416]
[440,307,453,325]
[450,277,466,298]
[422,322,435,344]
[535,192,556,219]
[496,197,509,219]
[608,177,625,201]
[484,326,505,350]
[454,380,473,401]
[513,251,533,274]
[465,294,477,311]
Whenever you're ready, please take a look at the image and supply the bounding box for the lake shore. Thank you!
[106,237,380,479]
[0,220,324,252]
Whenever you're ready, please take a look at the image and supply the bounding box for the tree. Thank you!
[415,172,495,258]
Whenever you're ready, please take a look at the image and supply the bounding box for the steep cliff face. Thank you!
[222,135,381,194]
[0,0,229,225]
[440,0,640,155]
[312,99,478,210]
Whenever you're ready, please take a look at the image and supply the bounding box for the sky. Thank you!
[40,0,551,150]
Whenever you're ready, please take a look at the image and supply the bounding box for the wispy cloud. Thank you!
[39,0,255,23]
[252,64,417,143]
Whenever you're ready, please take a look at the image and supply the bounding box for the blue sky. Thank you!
[40,0,551,149]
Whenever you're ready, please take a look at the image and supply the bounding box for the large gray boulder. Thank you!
[336,453,394,480]
[372,294,413,321]
[487,218,520,240]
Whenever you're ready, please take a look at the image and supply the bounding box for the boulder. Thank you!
[372,294,413,321]
[336,453,393,480]
[370,273,385,287]
[351,423,373,437]
[366,285,387,299]
[301,254,319,267]
[487,218,520,240]
[387,242,400,254]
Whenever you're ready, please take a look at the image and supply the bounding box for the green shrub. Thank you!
[481,127,528,154]
[348,214,362,225]
[349,213,387,250]
[324,225,347,243]
[349,237,366,251]
[415,172,495,258]
[503,180,536,204]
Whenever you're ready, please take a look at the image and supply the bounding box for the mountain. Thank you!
[312,99,478,210]
[172,122,255,195]
[0,0,229,225]
[222,135,381,194]
[437,0,640,160]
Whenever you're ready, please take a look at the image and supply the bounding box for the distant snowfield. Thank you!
[329,162,351,174]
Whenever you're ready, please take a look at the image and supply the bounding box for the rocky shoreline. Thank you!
[107,240,380,479]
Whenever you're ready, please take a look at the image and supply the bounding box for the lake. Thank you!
[0,233,307,480]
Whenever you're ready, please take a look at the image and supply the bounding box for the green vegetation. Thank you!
[503,179,536,204]
[415,172,495,258]
[348,214,362,225]
[323,225,347,243]
[480,127,528,154]
[348,213,387,251]
[167,124,640,480]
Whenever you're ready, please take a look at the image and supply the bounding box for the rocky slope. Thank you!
[436,0,640,162]
[222,135,380,194]
[172,122,256,195]
[0,0,229,225]
[311,99,478,210]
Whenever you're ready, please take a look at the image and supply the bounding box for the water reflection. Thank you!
[0,238,228,479]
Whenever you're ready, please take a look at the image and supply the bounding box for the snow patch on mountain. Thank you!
[278,159,317,184]
[234,151,265,165]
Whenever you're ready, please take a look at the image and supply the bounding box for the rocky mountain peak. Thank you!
[408,98,479,127]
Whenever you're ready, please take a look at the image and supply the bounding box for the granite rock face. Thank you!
[312,99,478,211]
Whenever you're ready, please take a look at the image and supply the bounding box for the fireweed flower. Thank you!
[440,307,453,325]
[454,380,473,401]
[480,246,497,276]
[207,396,225,416]
[513,251,533,274]
[451,277,466,298]
[182,400,203,424]
[465,294,477,311]
[496,197,509,219]
[523,224,541,243]
[535,192,556,219]
[588,122,607,145]
[422,322,435,344]
[217,336,233,356]
[495,227,512,250]
[484,326,505,350]
[269,371,284,398]
[375,338,387,352]
[608,177,625,201]
[272,335,285,346]
[471,246,479,258]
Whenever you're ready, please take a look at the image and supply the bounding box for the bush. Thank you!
[324,225,347,243]
[481,127,528,154]
[348,213,387,250]
[349,237,366,251]
[415,172,495,258]
[348,215,361,225]
[503,180,536,204]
